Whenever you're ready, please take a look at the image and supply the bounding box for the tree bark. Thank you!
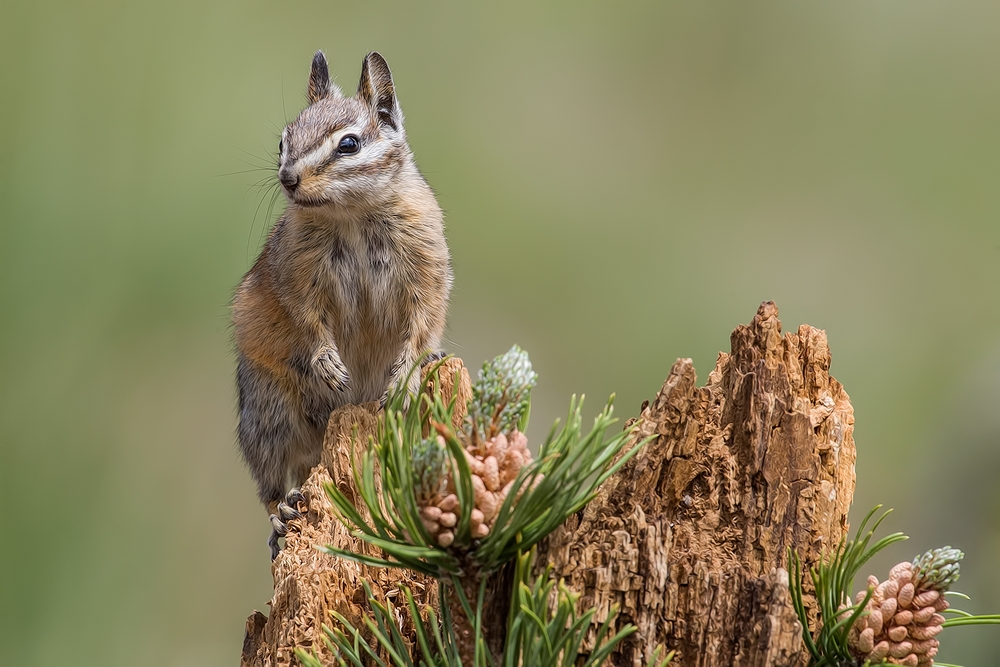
[240,302,856,667]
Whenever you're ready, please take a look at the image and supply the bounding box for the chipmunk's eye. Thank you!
[278,139,283,155]
[337,135,360,155]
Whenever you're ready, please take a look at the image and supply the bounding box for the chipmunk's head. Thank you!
[277,51,410,208]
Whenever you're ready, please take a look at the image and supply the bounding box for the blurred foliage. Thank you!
[2,1,1000,666]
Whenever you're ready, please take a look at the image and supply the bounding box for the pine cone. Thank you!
[848,548,963,666]
[415,347,538,549]
[415,430,536,547]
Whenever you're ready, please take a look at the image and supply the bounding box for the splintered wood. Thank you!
[240,304,856,667]
[535,301,855,667]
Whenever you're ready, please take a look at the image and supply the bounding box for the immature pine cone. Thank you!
[469,345,537,441]
[417,430,536,548]
[849,547,963,666]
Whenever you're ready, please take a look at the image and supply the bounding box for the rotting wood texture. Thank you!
[535,301,855,667]
[241,302,856,667]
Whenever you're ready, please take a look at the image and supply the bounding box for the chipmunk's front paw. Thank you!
[314,348,350,393]
[268,488,307,560]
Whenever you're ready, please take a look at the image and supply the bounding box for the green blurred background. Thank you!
[2,1,999,664]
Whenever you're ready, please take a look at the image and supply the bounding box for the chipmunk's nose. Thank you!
[279,168,300,192]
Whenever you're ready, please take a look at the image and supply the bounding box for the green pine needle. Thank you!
[473,394,645,570]
[322,349,644,578]
[305,348,661,666]
[788,506,907,667]
[299,549,655,667]
[503,548,640,667]
[789,506,1000,667]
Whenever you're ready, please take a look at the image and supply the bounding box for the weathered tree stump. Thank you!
[536,301,855,666]
[240,302,856,667]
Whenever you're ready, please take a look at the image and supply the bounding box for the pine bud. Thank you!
[412,436,449,505]
[470,346,537,439]
[912,546,963,592]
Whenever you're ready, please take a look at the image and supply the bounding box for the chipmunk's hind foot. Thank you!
[268,487,307,560]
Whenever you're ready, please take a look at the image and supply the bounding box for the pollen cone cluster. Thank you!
[415,431,533,547]
[849,547,963,666]
[411,346,538,550]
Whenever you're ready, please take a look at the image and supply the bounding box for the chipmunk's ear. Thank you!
[307,51,343,103]
[357,52,402,131]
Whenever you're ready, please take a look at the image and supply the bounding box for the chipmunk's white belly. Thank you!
[329,264,408,403]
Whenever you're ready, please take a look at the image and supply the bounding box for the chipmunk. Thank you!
[232,51,452,559]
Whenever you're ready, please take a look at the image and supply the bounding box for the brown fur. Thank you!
[232,52,451,527]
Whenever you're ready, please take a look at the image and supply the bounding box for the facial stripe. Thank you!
[298,136,334,169]
[298,126,379,169]
[334,146,404,177]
